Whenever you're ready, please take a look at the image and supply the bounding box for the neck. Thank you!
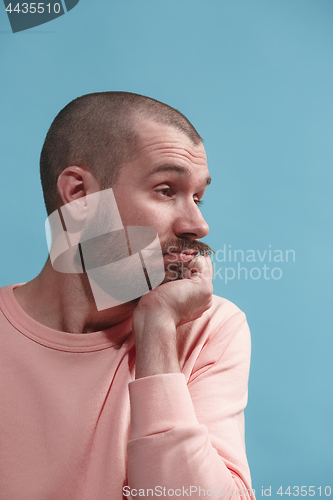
[13,259,132,334]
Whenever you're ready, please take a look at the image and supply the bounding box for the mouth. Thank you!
[163,250,199,263]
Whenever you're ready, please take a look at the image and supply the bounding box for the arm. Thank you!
[127,257,254,499]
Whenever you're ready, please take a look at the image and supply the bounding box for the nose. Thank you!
[173,202,210,241]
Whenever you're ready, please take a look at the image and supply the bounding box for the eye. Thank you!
[157,188,171,196]
[155,186,174,199]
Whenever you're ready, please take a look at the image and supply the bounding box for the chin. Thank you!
[161,261,188,284]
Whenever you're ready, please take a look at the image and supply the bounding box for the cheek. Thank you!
[116,197,164,229]
[113,187,174,233]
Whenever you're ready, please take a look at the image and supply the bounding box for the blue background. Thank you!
[1,0,332,495]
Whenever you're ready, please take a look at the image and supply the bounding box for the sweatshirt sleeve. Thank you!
[126,311,254,500]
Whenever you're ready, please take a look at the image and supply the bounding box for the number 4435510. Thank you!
[5,3,62,14]
[277,487,331,497]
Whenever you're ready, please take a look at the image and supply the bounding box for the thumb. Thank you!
[185,255,209,282]
[187,255,213,281]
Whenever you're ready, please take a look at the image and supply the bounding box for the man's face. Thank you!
[111,119,211,280]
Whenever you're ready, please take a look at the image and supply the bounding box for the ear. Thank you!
[57,167,100,221]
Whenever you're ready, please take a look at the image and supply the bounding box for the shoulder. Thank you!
[206,294,249,343]
[0,283,17,316]
[178,294,251,372]
[210,293,247,321]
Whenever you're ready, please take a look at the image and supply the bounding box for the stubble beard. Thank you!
[161,239,214,284]
[75,200,214,298]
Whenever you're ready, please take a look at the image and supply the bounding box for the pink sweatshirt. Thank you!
[0,284,254,500]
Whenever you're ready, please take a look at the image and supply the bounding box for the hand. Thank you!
[131,255,214,378]
[133,254,213,329]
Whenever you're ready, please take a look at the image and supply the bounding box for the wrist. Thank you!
[132,297,177,338]
[133,319,180,379]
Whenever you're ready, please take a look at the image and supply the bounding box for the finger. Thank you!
[188,255,212,280]
[188,255,206,272]
[188,255,212,273]
[185,256,207,282]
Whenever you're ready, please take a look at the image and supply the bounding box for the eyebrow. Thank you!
[148,164,212,186]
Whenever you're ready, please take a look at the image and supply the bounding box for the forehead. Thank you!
[135,118,206,157]
[117,118,210,187]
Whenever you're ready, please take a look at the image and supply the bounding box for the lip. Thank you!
[163,250,198,262]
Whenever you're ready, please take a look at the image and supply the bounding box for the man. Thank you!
[0,92,254,499]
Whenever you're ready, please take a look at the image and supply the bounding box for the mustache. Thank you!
[161,239,214,256]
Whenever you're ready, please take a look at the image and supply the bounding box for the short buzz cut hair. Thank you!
[40,91,203,215]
